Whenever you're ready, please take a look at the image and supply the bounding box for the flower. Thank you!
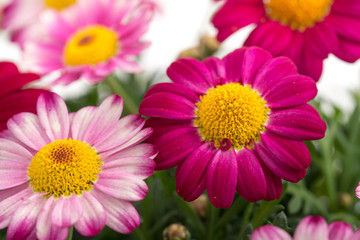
[251,216,360,240]
[0,61,48,131]
[0,92,157,239]
[139,47,326,208]
[24,0,157,85]
[1,0,77,46]
[212,0,360,81]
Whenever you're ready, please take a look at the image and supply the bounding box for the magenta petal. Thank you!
[328,221,354,240]
[166,58,213,94]
[255,132,310,182]
[252,57,297,94]
[298,49,323,82]
[151,127,202,170]
[52,195,83,228]
[222,48,246,84]
[251,225,292,240]
[206,149,237,209]
[236,148,267,202]
[0,72,39,96]
[259,157,283,201]
[37,197,69,240]
[267,104,326,140]
[140,92,196,119]
[356,183,360,199]
[263,75,317,109]
[74,192,106,237]
[333,36,360,63]
[143,83,199,103]
[37,92,70,141]
[293,216,328,240]
[241,47,273,86]
[176,143,214,202]
[203,57,226,84]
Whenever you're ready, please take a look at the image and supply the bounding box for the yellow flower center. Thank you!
[63,25,118,66]
[194,83,269,150]
[264,0,333,30]
[44,0,76,11]
[27,139,102,198]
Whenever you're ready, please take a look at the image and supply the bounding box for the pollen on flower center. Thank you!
[44,0,76,11]
[194,83,269,150]
[27,139,102,198]
[64,25,119,66]
[263,0,333,30]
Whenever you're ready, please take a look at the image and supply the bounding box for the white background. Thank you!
[1,0,359,113]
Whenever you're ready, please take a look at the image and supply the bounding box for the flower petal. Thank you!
[143,83,199,103]
[74,192,106,237]
[37,92,70,141]
[176,143,214,202]
[293,216,328,240]
[251,225,292,240]
[206,149,237,209]
[236,148,267,202]
[70,106,97,140]
[203,56,226,83]
[222,48,246,84]
[328,221,354,240]
[52,194,83,228]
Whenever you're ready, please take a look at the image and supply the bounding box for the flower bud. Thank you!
[163,223,190,240]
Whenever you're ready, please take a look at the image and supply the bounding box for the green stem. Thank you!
[66,226,73,240]
[206,203,219,240]
[105,75,139,114]
[133,228,147,240]
[238,202,254,240]
[215,197,247,230]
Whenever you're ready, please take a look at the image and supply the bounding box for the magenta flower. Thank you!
[355,182,360,199]
[0,61,48,131]
[0,92,157,239]
[24,0,157,85]
[139,47,326,208]
[212,0,360,81]
[251,216,360,240]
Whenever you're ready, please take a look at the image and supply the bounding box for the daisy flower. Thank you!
[0,92,156,239]
[0,61,48,131]
[251,216,360,240]
[139,47,326,208]
[24,0,157,85]
[212,0,360,81]
[1,0,77,46]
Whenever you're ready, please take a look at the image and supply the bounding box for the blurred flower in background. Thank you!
[0,61,48,131]
[0,92,157,239]
[140,47,326,208]
[23,0,157,85]
[212,0,360,81]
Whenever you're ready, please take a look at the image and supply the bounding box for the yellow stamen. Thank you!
[28,139,102,198]
[194,83,269,150]
[64,25,118,66]
[264,0,333,31]
[44,0,76,11]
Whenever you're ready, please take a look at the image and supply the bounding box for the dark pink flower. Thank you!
[212,0,360,81]
[0,61,48,131]
[139,47,326,208]
[251,216,360,240]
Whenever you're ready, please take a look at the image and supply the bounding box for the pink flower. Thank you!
[251,216,360,240]
[0,61,48,131]
[139,47,326,208]
[0,92,157,239]
[355,182,360,199]
[24,0,157,85]
[1,0,77,47]
[212,0,360,81]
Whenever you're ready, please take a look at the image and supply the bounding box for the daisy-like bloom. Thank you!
[0,61,48,131]
[139,47,326,208]
[24,0,156,85]
[251,216,360,240]
[212,0,360,81]
[1,0,77,46]
[0,92,156,239]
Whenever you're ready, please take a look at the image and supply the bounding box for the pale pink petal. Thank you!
[74,192,106,237]
[328,221,354,240]
[0,138,34,163]
[251,225,292,240]
[102,143,158,160]
[37,197,69,240]
[356,183,360,199]
[52,194,83,227]
[70,106,97,140]
[293,216,328,240]
[95,171,148,201]
[37,92,70,141]
[92,189,140,234]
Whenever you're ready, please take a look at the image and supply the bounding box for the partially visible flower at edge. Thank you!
[251,216,360,240]
[0,61,48,131]
[0,92,157,239]
[139,46,326,208]
[212,0,360,81]
[23,0,157,85]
